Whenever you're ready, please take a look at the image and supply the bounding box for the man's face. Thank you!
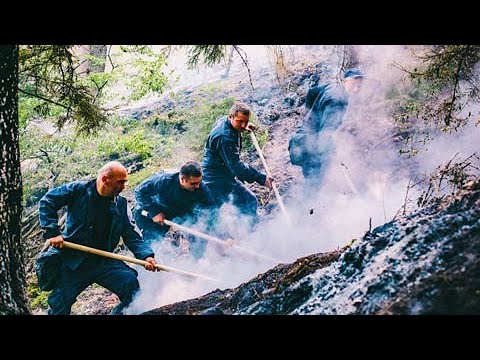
[104,170,128,197]
[229,112,250,132]
[180,175,202,191]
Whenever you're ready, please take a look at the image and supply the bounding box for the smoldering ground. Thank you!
[123,45,479,314]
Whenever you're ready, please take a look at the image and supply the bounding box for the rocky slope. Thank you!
[143,181,480,315]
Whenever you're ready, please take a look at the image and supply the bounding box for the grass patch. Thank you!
[27,277,50,310]
[128,166,160,188]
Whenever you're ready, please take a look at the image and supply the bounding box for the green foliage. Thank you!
[185,45,227,69]
[393,45,480,156]
[27,280,49,310]
[18,94,63,130]
[120,45,152,55]
[22,176,50,207]
[20,117,160,206]
[142,111,187,135]
[127,166,159,188]
[84,53,106,69]
[183,97,235,154]
[103,45,172,103]
[127,54,169,101]
[71,98,109,135]
[242,113,269,152]
[81,71,114,102]
[96,129,154,161]
[18,45,108,134]
[18,45,175,138]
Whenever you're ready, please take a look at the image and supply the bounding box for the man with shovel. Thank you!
[38,161,157,315]
[134,160,217,258]
[202,101,273,229]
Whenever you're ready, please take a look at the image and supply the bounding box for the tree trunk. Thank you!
[221,46,235,79]
[0,45,30,314]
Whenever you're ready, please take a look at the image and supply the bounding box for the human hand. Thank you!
[264,176,274,190]
[246,123,257,132]
[152,212,165,226]
[49,235,64,249]
[225,238,236,247]
[144,257,158,272]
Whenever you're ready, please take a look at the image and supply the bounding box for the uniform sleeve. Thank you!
[134,176,169,218]
[38,183,77,239]
[218,137,267,185]
[315,99,347,132]
[122,203,155,260]
[199,183,218,208]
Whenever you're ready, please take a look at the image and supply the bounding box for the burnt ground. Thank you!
[142,181,480,315]
[26,51,480,315]
[142,251,342,315]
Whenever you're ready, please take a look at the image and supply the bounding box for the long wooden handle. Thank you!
[249,130,292,225]
[165,219,281,263]
[45,240,219,282]
[143,211,281,263]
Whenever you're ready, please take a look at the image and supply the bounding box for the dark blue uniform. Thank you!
[134,171,216,258]
[39,179,154,315]
[202,116,266,221]
[297,83,349,186]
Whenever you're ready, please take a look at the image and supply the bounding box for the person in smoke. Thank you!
[134,160,217,259]
[289,68,364,191]
[202,101,273,228]
[38,161,157,315]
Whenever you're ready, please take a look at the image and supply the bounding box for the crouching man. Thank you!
[39,161,157,315]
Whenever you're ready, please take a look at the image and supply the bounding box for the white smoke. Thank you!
[414,120,480,175]
[124,45,480,314]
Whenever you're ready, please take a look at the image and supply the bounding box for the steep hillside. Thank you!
[25,46,479,315]
[143,180,480,315]
[25,51,323,315]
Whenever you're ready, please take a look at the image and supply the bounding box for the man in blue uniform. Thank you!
[39,161,157,315]
[289,68,364,190]
[202,102,273,227]
[134,160,216,258]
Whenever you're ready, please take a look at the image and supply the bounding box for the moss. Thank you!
[27,277,50,310]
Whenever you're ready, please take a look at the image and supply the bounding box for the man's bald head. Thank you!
[97,161,129,197]
[98,161,127,178]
